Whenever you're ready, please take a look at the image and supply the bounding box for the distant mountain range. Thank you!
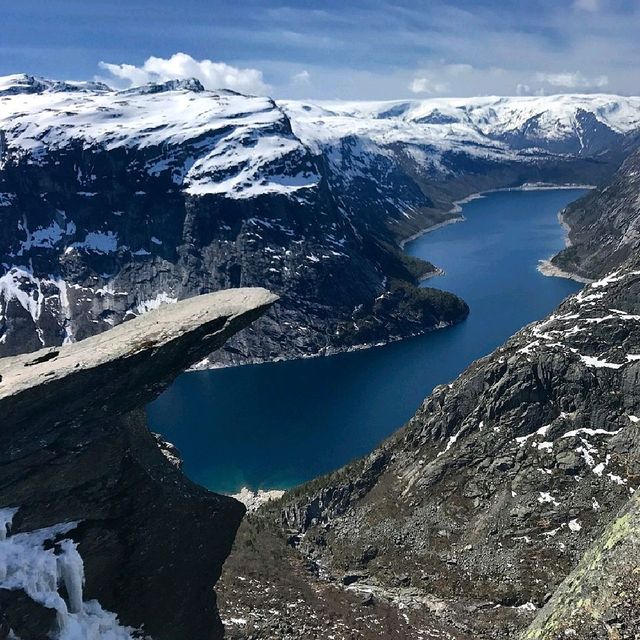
[1,73,639,362]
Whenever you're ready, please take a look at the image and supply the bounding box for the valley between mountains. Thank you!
[1,74,639,365]
[0,73,640,640]
[218,147,640,639]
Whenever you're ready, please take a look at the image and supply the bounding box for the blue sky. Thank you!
[1,0,638,99]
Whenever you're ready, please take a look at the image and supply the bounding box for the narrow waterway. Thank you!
[148,188,586,493]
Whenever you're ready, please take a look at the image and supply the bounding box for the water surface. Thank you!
[148,188,585,493]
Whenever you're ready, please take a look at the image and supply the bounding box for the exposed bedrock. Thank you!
[522,489,640,639]
[551,145,640,281]
[218,260,640,638]
[0,287,277,640]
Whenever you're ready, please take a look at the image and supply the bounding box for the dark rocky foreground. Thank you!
[0,287,276,639]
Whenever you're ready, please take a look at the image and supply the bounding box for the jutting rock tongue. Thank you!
[0,288,278,640]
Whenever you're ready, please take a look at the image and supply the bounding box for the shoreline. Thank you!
[398,182,594,250]
[399,216,464,249]
[418,265,444,283]
[193,318,457,371]
[537,259,592,284]
[194,182,593,372]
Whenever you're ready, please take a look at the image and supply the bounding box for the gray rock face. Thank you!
[219,257,640,637]
[0,79,467,366]
[551,145,640,280]
[0,288,276,640]
[522,489,640,639]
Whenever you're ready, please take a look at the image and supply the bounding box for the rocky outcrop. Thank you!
[219,258,640,638]
[522,489,640,639]
[551,145,640,280]
[0,287,276,640]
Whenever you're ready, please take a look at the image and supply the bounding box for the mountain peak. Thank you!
[0,73,212,98]
[0,73,111,96]
[117,77,206,96]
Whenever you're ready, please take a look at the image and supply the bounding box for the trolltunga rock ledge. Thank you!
[0,287,277,640]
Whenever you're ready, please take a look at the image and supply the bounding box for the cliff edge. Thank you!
[0,287,277,640]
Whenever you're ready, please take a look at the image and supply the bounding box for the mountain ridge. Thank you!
[1,74,639,366]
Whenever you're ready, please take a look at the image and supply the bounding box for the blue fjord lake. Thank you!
[148,188,586,494]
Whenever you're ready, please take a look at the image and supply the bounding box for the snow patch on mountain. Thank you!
[283,94,640,152]
[0,75,320,200]
[0,267,72,345]
[2,75,639,203]
[69,231,118,254]
[135,292,178,314]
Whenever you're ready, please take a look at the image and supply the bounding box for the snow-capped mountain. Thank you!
[282,94,640,233]
[0,73,639,362]
[284,94,640,155]
[0,75,319,199]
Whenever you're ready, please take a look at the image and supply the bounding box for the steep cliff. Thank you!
[0,287,276,640]
[551,146,640,280]
[0,74,463,365]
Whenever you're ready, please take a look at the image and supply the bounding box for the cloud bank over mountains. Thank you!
[96,51,622,101]
[98,53,270,95]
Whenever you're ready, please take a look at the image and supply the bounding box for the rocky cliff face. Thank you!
[522,488,640,639]
[1,76,638,365]
[0,287,276,640]
[3,77,640,639]
[219,258,640,639]
[551,145,640,280]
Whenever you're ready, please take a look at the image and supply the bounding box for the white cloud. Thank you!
[445,63,474,76]
[535,71,608,89]
[409,64,478,96]
[410,75,449,95]
[516,83,546,96]
[292,70,311,85]
[98,52,270,95]
[573,0,599,11]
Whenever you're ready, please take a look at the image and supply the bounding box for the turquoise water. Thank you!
[147,188,585,493]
